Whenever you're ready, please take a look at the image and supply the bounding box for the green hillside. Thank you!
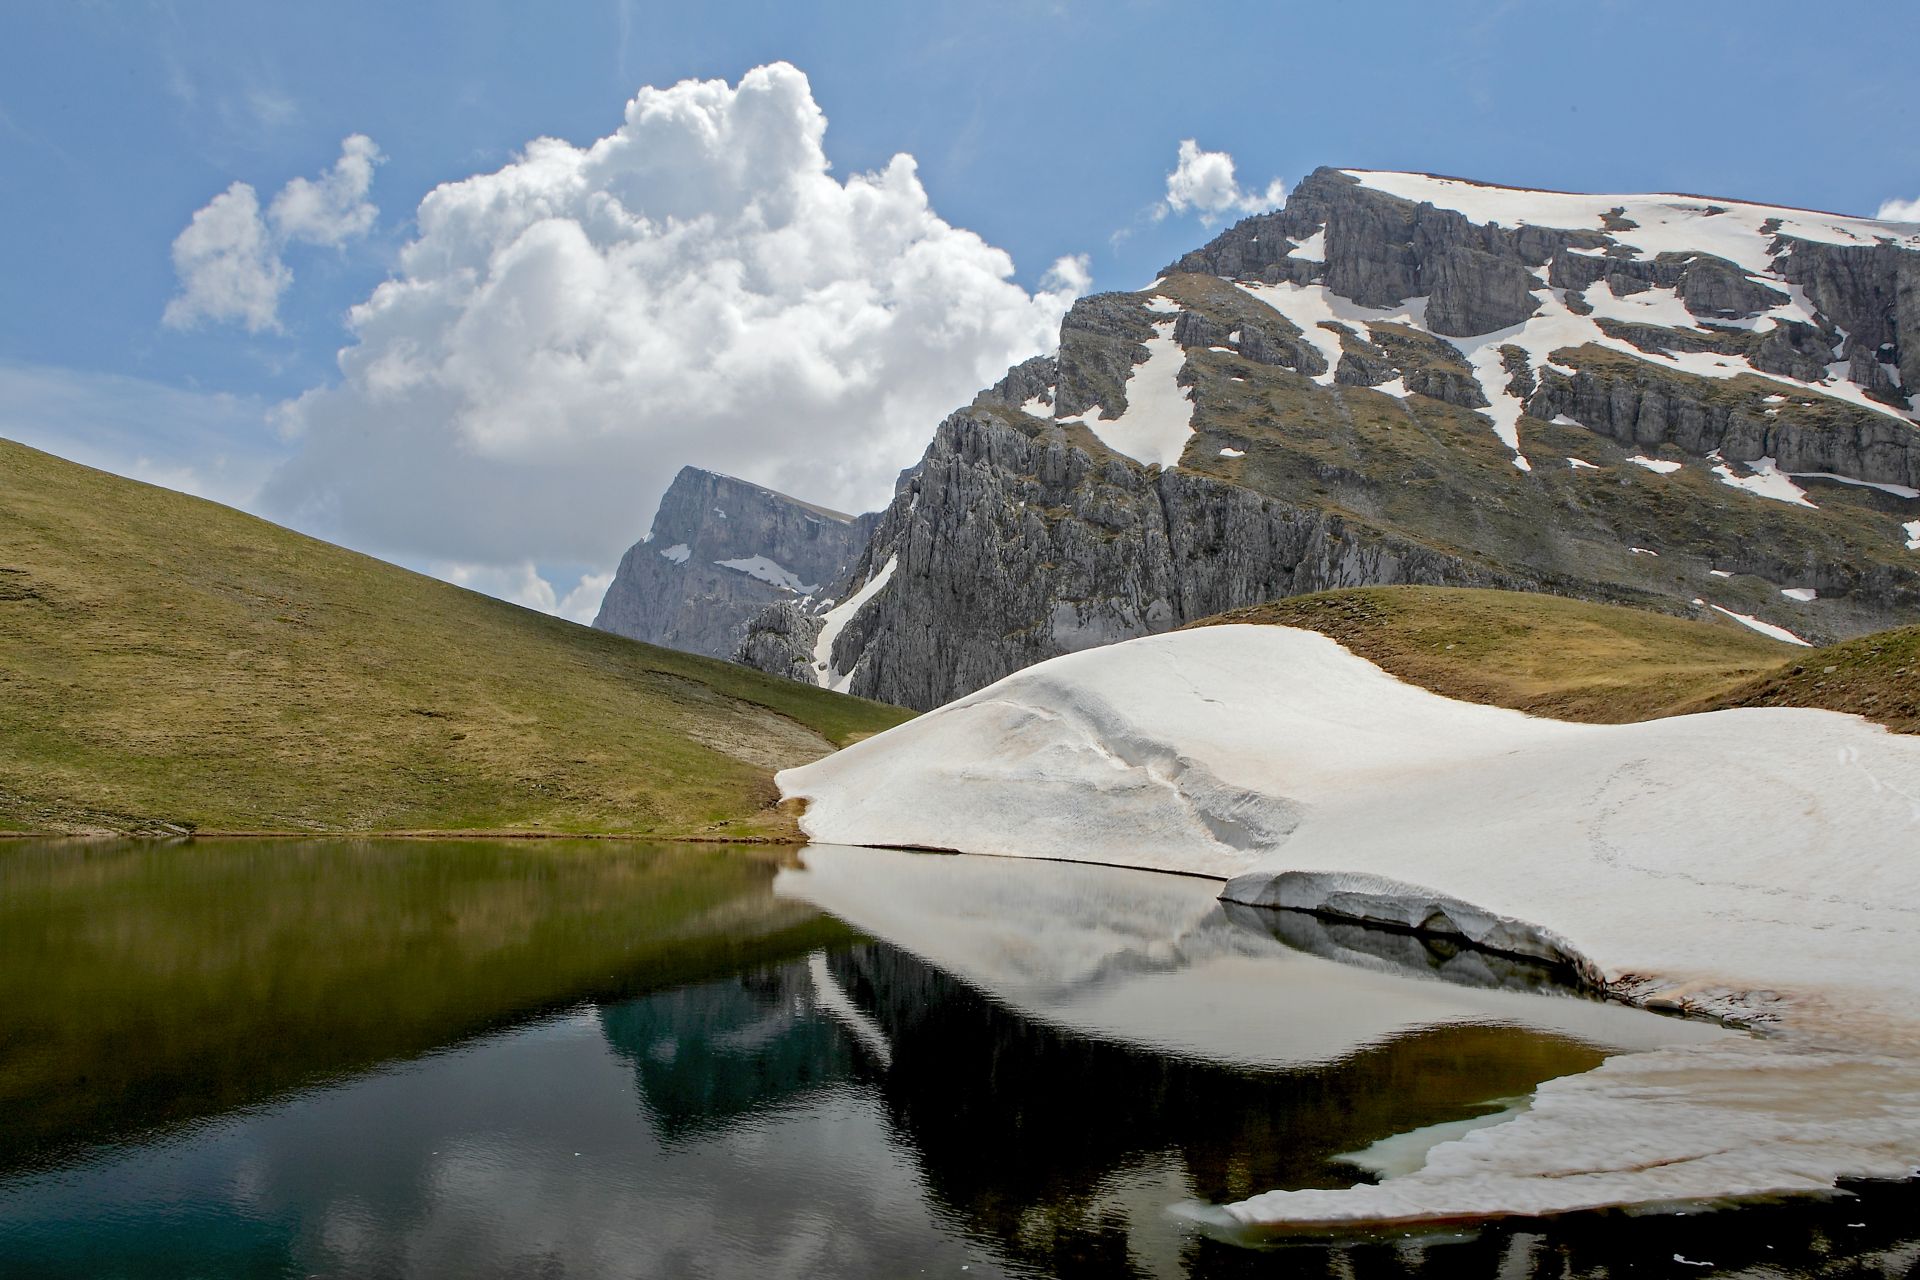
[1194,585,1919,733]
[0,438,912,837]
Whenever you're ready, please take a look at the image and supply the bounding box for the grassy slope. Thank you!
[1704,624,1920,732]
[1192,585,1919,733]
[0,439,912,836]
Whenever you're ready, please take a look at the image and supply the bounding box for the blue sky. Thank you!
[4,0,1917,615]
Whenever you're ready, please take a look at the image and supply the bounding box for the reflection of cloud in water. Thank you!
[777,845,1726,1069]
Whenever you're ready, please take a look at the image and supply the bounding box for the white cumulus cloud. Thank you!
[1156,139,1285,225]
[263,62,1088,599]
[435,562,611,623]
[162,181,291,333]
[163,135,383,333]
[268,133,383,246]
[1878,195,1920,223]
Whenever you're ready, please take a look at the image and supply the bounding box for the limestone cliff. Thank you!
[594,467,873,659]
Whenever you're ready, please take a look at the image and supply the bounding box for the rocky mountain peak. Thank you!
[730,168,1920,708]
[593,466,873,659]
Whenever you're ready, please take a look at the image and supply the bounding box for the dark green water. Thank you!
[0,838,1910,1279]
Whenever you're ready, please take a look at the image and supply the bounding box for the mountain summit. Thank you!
[595,466,875,659]
[719,167,1920,709]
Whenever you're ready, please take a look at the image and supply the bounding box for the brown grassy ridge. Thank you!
[0,438,912,837]
[1188,585,1920,733]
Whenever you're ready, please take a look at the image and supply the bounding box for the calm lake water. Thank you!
[0,838,1913,1279]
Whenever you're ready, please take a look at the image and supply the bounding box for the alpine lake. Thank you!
[1,838,1913,1279]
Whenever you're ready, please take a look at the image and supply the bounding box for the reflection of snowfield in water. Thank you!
[1193,1039,1920,1232]
[775,846,1724,1072]
[779,625,1920,1227]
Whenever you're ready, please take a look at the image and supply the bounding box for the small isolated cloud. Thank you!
[163,181,290,333]
[264,63,1088,608]
[1156,139,1285,225]
[1041,253,1093,298]
[1878,195,1920,222]
[269,134,382,246]
[163,135,383,333]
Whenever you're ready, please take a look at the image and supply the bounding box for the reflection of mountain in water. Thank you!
[597,937,1920,1280]
[599,964,862,1141]
[599,939,1613,1279]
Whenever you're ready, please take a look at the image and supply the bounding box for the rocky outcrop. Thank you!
[1529,350,1920,489]
[1171,168,1613,337]
[1335,323,1488,408]
[594,467,873,659]
[735,601,823,683]
[1777,236,1920,401]
[744,407,1531,711]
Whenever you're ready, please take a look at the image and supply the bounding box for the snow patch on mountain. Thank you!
[811,555,898,692]
[1708,603,1812,646]
[1789,470,1920,500]
[1059,318,1195,469]
[1232,280,1427,391]
[1342,169,1920,272]
[715,554,815,593]
[1712,456,1816,508]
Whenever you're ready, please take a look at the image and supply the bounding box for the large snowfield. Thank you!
[779,624,1920,1226]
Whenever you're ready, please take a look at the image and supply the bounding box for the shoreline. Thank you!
[0,828,803,845]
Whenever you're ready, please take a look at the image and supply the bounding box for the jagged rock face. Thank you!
[594,467,872,659]
[742,168,1920,709]
[749,406,1530,711]
[734,600,822,683]
[1530,350,1920,489]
